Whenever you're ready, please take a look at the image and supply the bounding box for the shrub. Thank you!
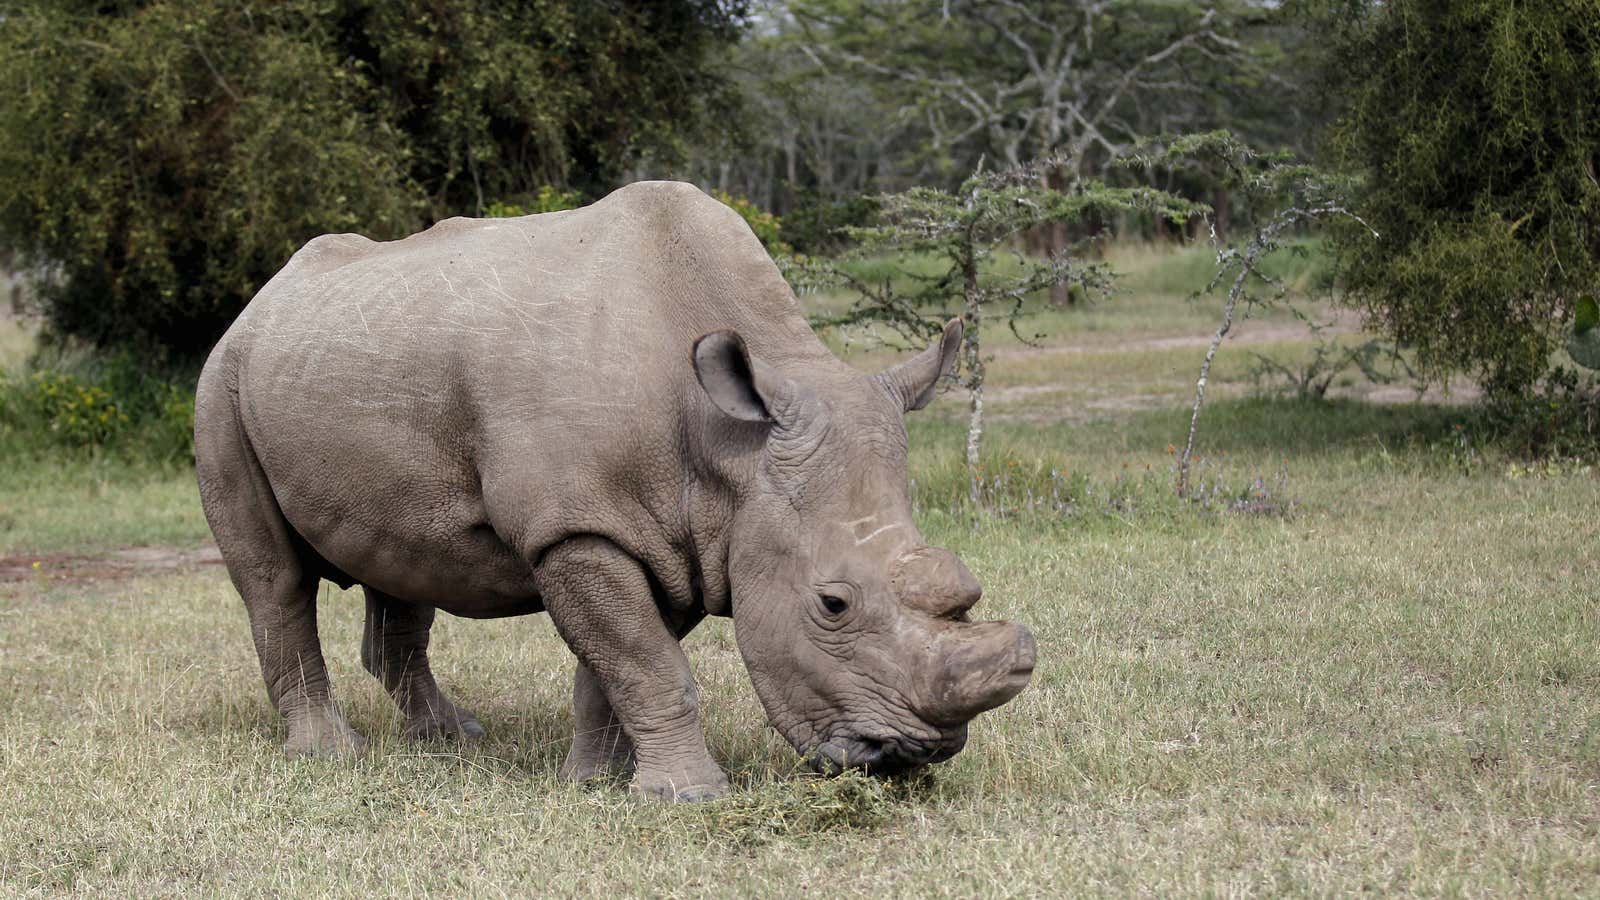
[0,0,746,361]
[484,186,585,218]
[1324,0,1600,397]
[17,371,130,448]
[710,190,792,255]
[781,191,880,255]
[1479,368,1600,460]
[0,351,196,462]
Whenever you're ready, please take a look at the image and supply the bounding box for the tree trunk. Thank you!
[1212,186,1231,243]
[1045,167,1075,305]
[783,134,798,216]
[961,238,984,503]
[1048,219,1072,306]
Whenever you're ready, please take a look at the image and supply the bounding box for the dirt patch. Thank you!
[982,308,1483,416]
[0,544,223,583]
[990,310,1364,361]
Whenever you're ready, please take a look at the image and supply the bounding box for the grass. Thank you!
[0,456,204,554]
[3,246,1598,895]
[0,318,202,553]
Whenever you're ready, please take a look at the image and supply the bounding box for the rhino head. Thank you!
[693,320,1036,774]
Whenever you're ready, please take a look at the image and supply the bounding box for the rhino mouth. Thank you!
[805,725,968,776]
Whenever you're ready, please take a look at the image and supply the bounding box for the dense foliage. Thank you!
[1323,0,1600,396]
[0,0,745,359]
[0,351,195,461]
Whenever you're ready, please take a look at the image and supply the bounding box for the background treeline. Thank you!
[687,0,1322,247]
[0,0,744,359]
[0,0,1597,456]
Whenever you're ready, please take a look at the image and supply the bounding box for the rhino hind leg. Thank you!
[361,587,485,742]
[535,536,729,802]
[194,399,364,758]
[558,663,635,782]
[251,570,364,758]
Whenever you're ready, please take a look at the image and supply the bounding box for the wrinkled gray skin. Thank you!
[195,181,1035,801]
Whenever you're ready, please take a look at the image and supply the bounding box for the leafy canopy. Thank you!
[1322,0,1600,395]
[0,0,746,359]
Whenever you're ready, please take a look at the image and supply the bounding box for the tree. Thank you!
[1318,0,1600,397]
[0,0,746,360]
[680,2,920,222]
[1128,133,1380,498]
[799,1,1247,179]
[810,158,1199,496]
[701,1,1312,303]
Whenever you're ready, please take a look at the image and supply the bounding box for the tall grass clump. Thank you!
[683,770,910,849]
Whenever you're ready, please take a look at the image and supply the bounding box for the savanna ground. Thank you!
[2,244,1597,896]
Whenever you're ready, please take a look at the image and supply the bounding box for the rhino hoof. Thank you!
[404,712,486,743]
[558,752,634,784]
[284,713,367,759]
[628,769,731,803]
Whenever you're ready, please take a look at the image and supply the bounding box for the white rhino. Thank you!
[194,181,1035,800]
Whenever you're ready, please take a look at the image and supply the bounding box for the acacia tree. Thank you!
[0,0,746,359]
[1127,133,1380,497]
[811,159,1198,497]
[792,0,1249,179]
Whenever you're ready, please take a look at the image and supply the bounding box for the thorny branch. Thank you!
[1176,201,1378,498]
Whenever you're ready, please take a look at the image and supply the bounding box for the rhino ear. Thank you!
[876,318,963,412]
[693,330,785,423]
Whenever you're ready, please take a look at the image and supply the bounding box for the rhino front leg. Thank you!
[560,608,704,782]
[361,587,485,742]
[558,663,635,782]
[535,535,729,802]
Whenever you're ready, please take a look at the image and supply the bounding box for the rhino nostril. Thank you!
[942,595,977,622]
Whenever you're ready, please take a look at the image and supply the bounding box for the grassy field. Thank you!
[2,245,1597,895]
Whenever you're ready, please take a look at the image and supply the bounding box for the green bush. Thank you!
[0,352,196,462]
[782,192,880,255]
[484,186,585,218]
[1479,368,1600,460]
[710,190,791,255]
[1324,0,1600,397]
[0,0,745,361]
[14,371,129,448]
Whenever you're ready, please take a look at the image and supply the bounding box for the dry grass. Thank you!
[4,474,1598,895]
[3,250,1598,896]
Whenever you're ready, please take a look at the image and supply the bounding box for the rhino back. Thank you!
[218,181,821,614]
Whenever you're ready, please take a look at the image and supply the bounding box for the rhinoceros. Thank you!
[194,181,1035,800]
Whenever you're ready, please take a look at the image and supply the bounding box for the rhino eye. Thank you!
[819,594,850,616]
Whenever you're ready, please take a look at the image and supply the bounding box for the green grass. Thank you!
[1106,237,1332,298]
[0,319,203,555]
[3,248,1598,895]
[0,456,205,555]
